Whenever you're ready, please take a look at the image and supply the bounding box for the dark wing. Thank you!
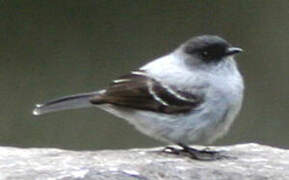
[90,71,203,114]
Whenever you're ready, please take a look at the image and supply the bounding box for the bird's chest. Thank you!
[209,71,244,107]
[203,73,244,139]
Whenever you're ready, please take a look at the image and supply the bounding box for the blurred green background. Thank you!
[1,0,288,150]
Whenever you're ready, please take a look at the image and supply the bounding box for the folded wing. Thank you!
[90,71,203,114]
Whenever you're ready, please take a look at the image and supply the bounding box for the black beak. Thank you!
[225,47,243,56]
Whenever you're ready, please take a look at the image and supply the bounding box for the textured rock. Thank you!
[0,143,288,180]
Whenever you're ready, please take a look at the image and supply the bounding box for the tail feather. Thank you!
[33,91,102,116]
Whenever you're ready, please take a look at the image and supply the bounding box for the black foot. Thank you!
[181,145,223,161]
[163,144,228,161]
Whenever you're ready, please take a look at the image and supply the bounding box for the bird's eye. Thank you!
[201,50,209,58]
[199,46,225,61]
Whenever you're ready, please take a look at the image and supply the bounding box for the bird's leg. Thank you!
[198,146,220,154]
[162,143,227,160]
[177,143,223,161]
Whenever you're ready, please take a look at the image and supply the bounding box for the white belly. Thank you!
[98,94,242,145]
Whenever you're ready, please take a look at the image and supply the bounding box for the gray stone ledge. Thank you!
[0,143,288,180]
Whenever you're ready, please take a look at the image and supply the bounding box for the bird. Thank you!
[33,35,244,160]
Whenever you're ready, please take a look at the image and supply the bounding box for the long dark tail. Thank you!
[33,91,102,116]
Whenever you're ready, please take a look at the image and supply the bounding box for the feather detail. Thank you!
[90,71,203,114]
[33,91,103,115]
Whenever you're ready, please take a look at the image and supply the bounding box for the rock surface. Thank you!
[0,143,288,180]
